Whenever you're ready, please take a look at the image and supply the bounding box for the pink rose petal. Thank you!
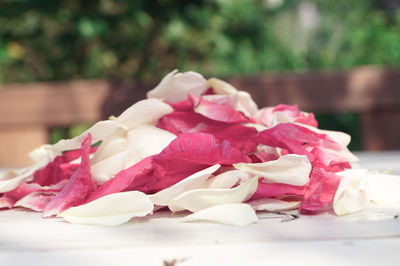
[192,95,250,123]
[43,134,97,217]
[88,132,250,201]
[300,167,342,213]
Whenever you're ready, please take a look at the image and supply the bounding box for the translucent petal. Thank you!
[249,198,300,212]
[180,203,257,226]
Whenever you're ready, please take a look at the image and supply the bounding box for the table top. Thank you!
[1,151,400,266]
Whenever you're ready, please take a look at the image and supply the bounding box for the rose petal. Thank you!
[168,176,259,212]
[333,169,371,216]
[207,78,258,116]
[193,95,250,123]
[180,203,257,226]
[249,198,300,212]
[112,98,173,129]
[300,167,342,213]
[157,112,258,154]
[334,169,400,216]
[43,134,97,217]
[149,164,221,206]
[254,104,317,128]
[90,125,176,184]
[147,70,208,103]
[233,154,311,186]
[206,170,251,189]
[58,191,153,226]
[0,195,16,209]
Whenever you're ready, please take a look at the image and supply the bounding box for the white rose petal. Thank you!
[147,70,208,102]
[58,191,154,226]
[234,154,311,186]
[149,165,221,206]
[206,170,250,189]
[168,176,259,212]
[249,198,300,212]
[180,203,257,226]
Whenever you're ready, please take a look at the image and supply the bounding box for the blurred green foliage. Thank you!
[1,0,400,149]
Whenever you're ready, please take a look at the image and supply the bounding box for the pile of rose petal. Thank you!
[1,70,400,226]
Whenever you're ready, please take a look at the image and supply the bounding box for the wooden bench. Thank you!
[1,65,400,166]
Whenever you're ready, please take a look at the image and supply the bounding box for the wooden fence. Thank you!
[1,65,400,166]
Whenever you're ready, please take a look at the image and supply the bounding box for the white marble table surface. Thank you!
[1,151,400,266]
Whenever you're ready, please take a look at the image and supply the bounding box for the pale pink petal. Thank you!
[207,78,258,116]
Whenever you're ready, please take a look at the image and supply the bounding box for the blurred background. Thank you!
[1,0,400,165]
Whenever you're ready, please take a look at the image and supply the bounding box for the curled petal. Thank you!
[333,169,371,216]
[90,125,176,184]
[206,170,251,189]
[0,168,37,193]
[334,169,400,216]
[43,134,96,217]
[147,70,208,103]
[249,198,300,212]
[234,154,311,186]
[113,98,173,129]
[124,125,176,168]
[254,104,317,128]
[168,176,259,212]
[180,203,257,226]
[207,78,258,116]
[300,168,342,213]
[193,95,250,123]
[0,195,16,209]
[15,191,57,212]
[58,191,153,226]
[149,165,221,206]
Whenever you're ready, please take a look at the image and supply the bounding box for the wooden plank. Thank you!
[0,126,48,167]
[228,66,400,113]
[0,80,111,127]
[360,108,400,150]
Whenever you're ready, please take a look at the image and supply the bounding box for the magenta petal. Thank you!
[158,112,258,154]
[30,148,95,186]
[89,132,250,200]
[192,95,250,123]
[0,195,16,209]
[87,156,153,202]
[256,123,347,167]
[299,167,342,213]
[4,182,43,200]
[43,134,97,217]
[250,180,305,200]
